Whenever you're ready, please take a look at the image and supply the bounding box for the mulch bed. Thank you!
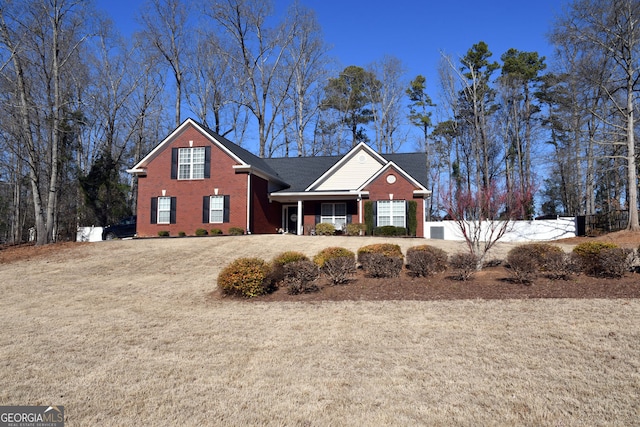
[214,267,640,302]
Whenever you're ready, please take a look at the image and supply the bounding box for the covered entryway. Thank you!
[283,205,299,234]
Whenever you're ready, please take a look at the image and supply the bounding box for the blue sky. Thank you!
[98,0,564,95]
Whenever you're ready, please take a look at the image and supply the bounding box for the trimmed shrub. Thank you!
[178,231,186,237]
[273,251,309,266]
[572,241,619,275]
[229,227,245,235]
[373,225,407,236]
[315,222,336,236]
[284,260,320,294]
[158,230,170,237]
[344,222,366,236]
[217,257,273,298]
[597,247,632,278]
[322,256,357,285]
[449,252,479,281]
[505,243,570,283]
[506,246,539,284]
[520,243,565,271]
[406,245,448,277]
[195,228,208,236]
[210,228,223,235]
[358,243,404,259]
[361,252,403,277]
[544,250,580,280]
[313,247,355,268]
[358,244,404,278]
[271,251,310,284]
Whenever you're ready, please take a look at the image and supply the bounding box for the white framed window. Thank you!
[209,195,224,223]
[377,200,406,227]
[157,196,172,224]
[178,147,205,180]
[321,203,347,230]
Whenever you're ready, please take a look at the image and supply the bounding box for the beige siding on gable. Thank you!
[314,149,384,191]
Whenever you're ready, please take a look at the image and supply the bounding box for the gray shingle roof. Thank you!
[383,153,429,188]
[196,122,283,180]
[181,120,428,192]
[264,156,342,192]
[264,151,428,192]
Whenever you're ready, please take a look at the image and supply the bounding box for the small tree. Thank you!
[442,182,531,270]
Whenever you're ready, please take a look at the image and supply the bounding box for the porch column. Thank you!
[297,200,303,235]
[246,173,251,234]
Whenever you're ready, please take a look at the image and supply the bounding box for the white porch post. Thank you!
[246,173,251,234]
[297,200,303,235]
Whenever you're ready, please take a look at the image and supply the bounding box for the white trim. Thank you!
[270,190,369,203]
[282,204,302,234]
[177,146,205,180]
[305,143,387,191]
[129,119,247,174]
[376,200,406,228]
[232,165,286,185]
[128,119,285,185]
[209,195,224,223]
[320,202,348,231]
[157,196,172,224]
[297,200,303,235]
[358,161,430,195]
[246,173,251,234]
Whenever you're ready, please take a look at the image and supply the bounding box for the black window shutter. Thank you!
[171,148,178,179]
[203,196,210,223]
[204,146,211,179]
[315,203,321,225]
[170,197,177,224]
[150,197,158,224]
[223,195,230,223]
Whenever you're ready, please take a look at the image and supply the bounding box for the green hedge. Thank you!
[364,201,374,236]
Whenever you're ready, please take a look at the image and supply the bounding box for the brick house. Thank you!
[128,118,431,237]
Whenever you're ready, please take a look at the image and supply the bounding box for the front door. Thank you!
[286,205,298,234]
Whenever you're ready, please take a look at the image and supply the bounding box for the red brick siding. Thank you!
[251,175,282,234]
[302,200,359,234]
[363,168,425,237]
[136,126,250,237]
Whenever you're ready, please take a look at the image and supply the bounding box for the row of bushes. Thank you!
[506,241,634,284]
[218,240,637,298]
[314,223,411,237]
[157,227,245,237]
[218,243,474,298]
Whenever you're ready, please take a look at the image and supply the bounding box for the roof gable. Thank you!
[306,143,387,191]
[358,161,428,193]
[127,118,283,183]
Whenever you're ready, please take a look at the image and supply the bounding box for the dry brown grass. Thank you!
[1,235,639,425]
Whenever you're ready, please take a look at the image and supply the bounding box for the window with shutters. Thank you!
[209,195,224,223]
[157,196,172,224]
[320,203,347,230]
[178,147,205,179]
[377,200,406,227]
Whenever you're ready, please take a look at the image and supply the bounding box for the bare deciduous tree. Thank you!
[138,0,191,127]
[553,0,640,230]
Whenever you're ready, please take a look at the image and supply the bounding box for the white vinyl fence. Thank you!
[425,217,576,242]
[77,226,104,242]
